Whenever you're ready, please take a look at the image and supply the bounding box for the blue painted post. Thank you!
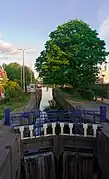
[100,105,107,122]
[4,108,11,125]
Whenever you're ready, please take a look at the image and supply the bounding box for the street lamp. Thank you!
[17,48,36,92]
[17,48,28,92]
[30,63,34,84]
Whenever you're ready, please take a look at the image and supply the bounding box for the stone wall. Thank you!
[23,88,42,112]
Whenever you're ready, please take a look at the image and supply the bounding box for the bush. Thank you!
[60,87,75,95]
[93,88,107,98]
[92,85,108,98]
[78,89,95,100]
[4,80,23,102]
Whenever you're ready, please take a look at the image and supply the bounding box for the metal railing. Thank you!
[11,109,102,129]
[2,108,105,140]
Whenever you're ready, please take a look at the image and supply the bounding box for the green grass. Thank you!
[0,94,30,120]
[59,87,88,102]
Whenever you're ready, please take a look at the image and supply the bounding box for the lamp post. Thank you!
[17,48,27,92]
[17,48,36,92]
[31,70,32,84]
[30,63,33,84]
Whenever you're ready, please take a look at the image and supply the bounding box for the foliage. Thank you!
[3,63,35,87]
[25,66,35,86]
[3,63,21,85]
[0,67,8,88]
[78,89,94,100]
[0,84,4,94]
[91,85,108,98]
[4,80,23,102]
[0,94,29,120]
[35,20,108,88]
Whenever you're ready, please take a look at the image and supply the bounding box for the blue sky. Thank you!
[0,0,109,76]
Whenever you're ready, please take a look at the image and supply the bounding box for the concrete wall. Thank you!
[53,88,76,110]
[35,88,42,109]
[0,149,11,179]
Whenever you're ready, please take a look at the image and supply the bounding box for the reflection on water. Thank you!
[39,87,53,110]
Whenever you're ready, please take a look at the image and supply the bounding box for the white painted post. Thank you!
[69,123,73,135]
[19,126,24,140]
[60,123,64,135]
[52,123,56,135]
[92,124,97,137]
[29,125,34,138]
[83,123,88,137]
[43,123,48,136]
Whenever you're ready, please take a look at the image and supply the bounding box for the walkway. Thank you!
[56,89,109,120]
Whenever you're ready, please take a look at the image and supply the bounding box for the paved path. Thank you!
[60,89,109,120]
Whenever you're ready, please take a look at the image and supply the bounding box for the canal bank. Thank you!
[53,88,109,179]
[53,88,103,111]
[0,88,42,179]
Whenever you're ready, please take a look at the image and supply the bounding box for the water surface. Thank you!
[39,87,53,110]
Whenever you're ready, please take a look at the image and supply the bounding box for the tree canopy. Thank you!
[3,63,35,87]
[35,20,109,88]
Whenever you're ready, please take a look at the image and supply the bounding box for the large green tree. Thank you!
[35,20,108,88]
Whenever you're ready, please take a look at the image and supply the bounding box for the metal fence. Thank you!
[11,109,101,129]
[10,109,103,140]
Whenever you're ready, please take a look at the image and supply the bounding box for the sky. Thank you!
[0,0,109,77]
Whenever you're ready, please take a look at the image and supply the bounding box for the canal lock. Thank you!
[20,87,102,179]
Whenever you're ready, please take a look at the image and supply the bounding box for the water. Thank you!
[23,152,55,179]
[39,87,53,110]
[20,87,56,179]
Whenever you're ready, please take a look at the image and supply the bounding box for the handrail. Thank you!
[19,122,98,140]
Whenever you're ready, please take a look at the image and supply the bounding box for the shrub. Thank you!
[60,87,75,95]
[4,80,23,102]
[92,87,107,98]
[78,89,95,100]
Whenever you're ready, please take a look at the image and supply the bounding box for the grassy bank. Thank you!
[59,87,88,102]
[0,94,30,120]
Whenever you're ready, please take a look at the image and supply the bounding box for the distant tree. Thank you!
[3,63,21,85]
[25,66,35,86]
[3,63,35,88]
[35,20,109,88]
[4,80,23,101]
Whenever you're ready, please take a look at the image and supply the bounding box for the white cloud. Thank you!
[99,19,109,40]
[0,40,18,55]
[0,32,43,78]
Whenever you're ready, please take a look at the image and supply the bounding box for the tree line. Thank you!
[2,62,35,89]
[0,62,35,102]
